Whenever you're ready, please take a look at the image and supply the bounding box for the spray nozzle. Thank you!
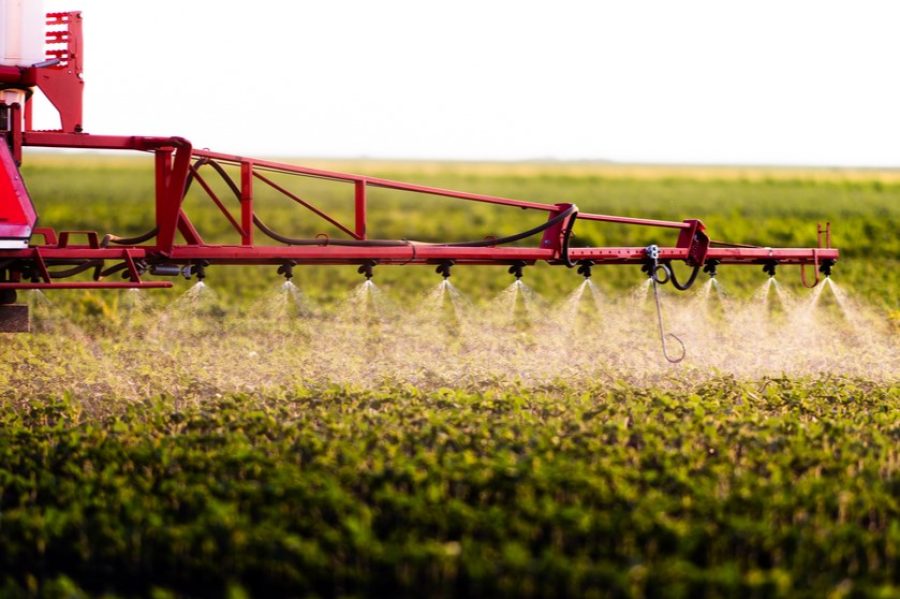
[703,259,719,278]
[762,261,777,278]
[819,259,834,278]
[576,260,593,279]
[277,262,296,281]
[358,261,375,280]
[436,261,453,280]
[188,261,209,281]
[508,262,525,280]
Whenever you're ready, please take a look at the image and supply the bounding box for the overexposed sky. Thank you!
[36,0,900,166]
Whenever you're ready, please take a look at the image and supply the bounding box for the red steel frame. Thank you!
[0,11,838,296]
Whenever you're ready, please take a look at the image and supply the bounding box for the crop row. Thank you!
[1,377,897,597]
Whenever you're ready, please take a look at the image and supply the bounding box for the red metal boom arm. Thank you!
[0,11,838,298]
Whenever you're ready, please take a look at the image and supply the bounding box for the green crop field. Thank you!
[1,155,898,597]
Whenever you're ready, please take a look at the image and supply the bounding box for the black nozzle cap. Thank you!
[576,260,593,279]
[436,262,453,279]
[189,260,210,281]
[762,261,777,278]
[508,263,524,280]
[819,259,834,277]
[703,259,720,278]
[358,263,374,280]
[277,262,295,281]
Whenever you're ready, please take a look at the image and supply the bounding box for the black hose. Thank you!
[99,262,130,279]
[560,208,578,267]
[187,158,429,247]
[253,218,411,247]
[185,157,578,250]
[104,228,158,246]
[101,155,235,247]
[47,260,103,279]
[667,261,701,291]
[438,205,576,248]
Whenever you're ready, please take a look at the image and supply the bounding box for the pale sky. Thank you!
[36,0,900,166]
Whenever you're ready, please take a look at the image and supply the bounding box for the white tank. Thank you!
[0,0,45,67]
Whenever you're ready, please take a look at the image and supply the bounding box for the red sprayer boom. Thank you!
[0,11,838,359]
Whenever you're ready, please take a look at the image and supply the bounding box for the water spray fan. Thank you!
[0,5,840,360]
